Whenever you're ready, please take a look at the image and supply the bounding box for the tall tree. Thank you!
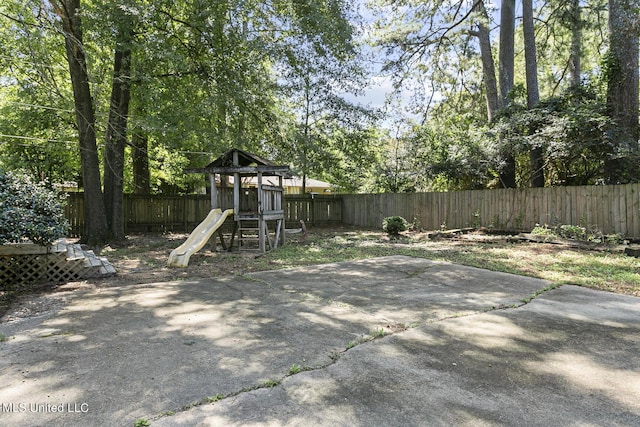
[131,130,151,194]
[498,0,517,188]
[371,0,538,188]
[0,2,79,182]
[471,1,500,123]
[256,0,375,190]
[568,0,582,87]
[523,0,544,187]
[103,9,134,242]
[605,0,639,183]
[51,0,109,246]
[279,39,374,192]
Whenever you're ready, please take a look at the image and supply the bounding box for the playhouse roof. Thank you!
[186,148,291,177]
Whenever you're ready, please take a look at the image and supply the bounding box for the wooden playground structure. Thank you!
[185,148,291,254]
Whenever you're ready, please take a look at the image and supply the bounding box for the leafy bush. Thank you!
[408,216,422,232]
[0,170,68,246]
[382,216,408,236]
[558,224,586,240]
[531,223,623,245]
[531,224,555,239]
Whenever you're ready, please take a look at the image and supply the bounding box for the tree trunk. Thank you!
[301,76,311,195]
[52,0,108,246]
[498,0,515,106]
[132,132,151,195]
[104,40,132,242]
[568,0,582,87]
[498,0,517,188]
[523,0,544,187]
[474,1,500,123]
[605,0,639,183]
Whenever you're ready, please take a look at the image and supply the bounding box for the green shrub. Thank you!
[531,224,555,238]
[382,216,408,235]
[0,170,68,246]
[408,216,422,232]
[531,223,623,245]
[557,224,586,240]
[604,233,624,245]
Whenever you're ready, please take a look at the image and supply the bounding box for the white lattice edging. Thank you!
[0,239,116,290]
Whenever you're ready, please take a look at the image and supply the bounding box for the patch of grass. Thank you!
[288,230,632,295]
[0,333,8,342]
[370,327,386,338]
[260,379,280,388]
[134,419,151,427]
[85,227,640,298]
[347,328,388,348]
[288,364,302,375]
[205,393,224,403]
[520,284,561,304]
[144,259,162,267]
[430,244,639,295]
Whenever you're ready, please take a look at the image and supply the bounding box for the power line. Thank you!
[0,54,69,71]
[0,134,223,158]
[4,101,73,113]
[176,150,215,155]
[0,133,76,144]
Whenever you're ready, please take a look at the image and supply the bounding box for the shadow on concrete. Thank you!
[0,256,638,426]
[165,286,639,426]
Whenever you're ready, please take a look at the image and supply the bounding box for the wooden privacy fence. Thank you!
[341,183,640,239]
[65,193,212,236]
[65,184,640,239]
[64,192,341,237]
[284,194,342,226]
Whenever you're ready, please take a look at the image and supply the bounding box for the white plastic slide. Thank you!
[167,208,234,267]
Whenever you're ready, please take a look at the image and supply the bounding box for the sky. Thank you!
[343,76,424,128]
[340,0,428,128]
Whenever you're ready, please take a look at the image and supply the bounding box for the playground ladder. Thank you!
[237,219,260,251]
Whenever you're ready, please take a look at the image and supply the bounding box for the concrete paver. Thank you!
[0,256,638,426]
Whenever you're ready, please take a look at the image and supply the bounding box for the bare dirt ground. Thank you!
[0,228,468,319]
[87,228,515,287]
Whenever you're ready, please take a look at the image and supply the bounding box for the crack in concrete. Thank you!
[518,283,561,305]
[396,265,437,278]
[150,322,401,423]
[151,278,562,423]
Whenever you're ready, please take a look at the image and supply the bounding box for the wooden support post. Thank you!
[233,150,240,222]
[217,230,227,251]
[210,173,218,210]
[273,219,281,249]
[310,193,315,226]
[279,175,285,247]
[228,222,238,252]
[258,172,265,253]
[233,175,240,221]
[264,221,273,250]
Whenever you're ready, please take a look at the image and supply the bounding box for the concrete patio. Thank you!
[1,256,638,426]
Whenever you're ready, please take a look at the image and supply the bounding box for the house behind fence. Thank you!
[64,183,640,239]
